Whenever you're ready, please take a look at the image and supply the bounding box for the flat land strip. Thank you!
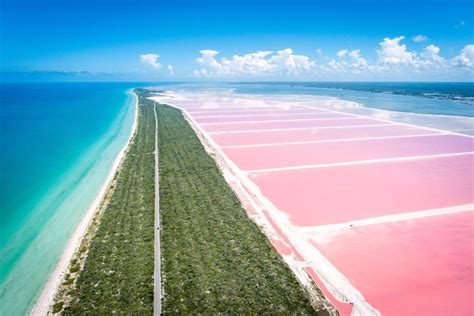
[52,90,319,314]
[157,102,316,314]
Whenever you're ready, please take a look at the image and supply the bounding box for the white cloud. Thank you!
[336,49,348,57]
[269,48,314,73]
[413,34,428,43]
[196,49,222,72]
[192,38,474,80]
[194,48,314,77]
[139,53,162,69]
[199,49,219,57]
[167,64,175,76]
[423,44,440,56]
[452,44,474,67]
[333,49,367,69]
[377,36,415,64]
[315,48,323,56]
[347,49,368,67]
[225,51,276,75]
[421,45,444,63]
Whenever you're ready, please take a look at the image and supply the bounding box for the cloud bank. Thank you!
[194,48,314,78]
[452,45,474,67]
[193,36,473,80]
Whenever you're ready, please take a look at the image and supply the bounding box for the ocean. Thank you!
[0,83,138,315]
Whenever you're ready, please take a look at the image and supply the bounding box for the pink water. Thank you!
[311,211,474,315]
[224,134,473,170]
[192,108,328,117]
[203,117,385,132]
[166,97,474,315]
[249,154,474,226]
[195,112,349,123]
[212,124,436,146]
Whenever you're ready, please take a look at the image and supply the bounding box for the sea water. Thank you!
[0,82,138,315]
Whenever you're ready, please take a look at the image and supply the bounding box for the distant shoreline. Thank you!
[233,82,474,117]
[30,90,139,315]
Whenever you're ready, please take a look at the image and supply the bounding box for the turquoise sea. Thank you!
[0,83,138,315]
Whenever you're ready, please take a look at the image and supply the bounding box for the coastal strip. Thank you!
[156,103,320,313]
[34,90,329,314]
[30,90,139,315]
[51,89,156,314]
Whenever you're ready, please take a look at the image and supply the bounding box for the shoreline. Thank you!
[30,90,139,315]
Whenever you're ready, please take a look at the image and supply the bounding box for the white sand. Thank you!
[30,91,139,316]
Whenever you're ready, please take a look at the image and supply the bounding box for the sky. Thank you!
[0,0,473,81]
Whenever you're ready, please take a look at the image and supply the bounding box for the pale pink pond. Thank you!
[311,211,474,315]
[186,107,281,113]
[211,124,435,146]
[190,108,327,117]
[170,96,474,316]
[203,117,385,132]
[194,112,348,123]
[224,134,473,170]
[249,154,474,226]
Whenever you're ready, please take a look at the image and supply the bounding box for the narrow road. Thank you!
[153,102,161,315]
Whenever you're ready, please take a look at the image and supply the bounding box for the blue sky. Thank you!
[1,0,473,81]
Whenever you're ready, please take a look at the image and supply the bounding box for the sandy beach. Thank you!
[30,91,139,315]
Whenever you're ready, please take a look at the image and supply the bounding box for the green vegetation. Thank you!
[52,88,327,314]
[61,89,156,314]
[69,265,80,273]
[52,302,64,314]
[157,103,317,314]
